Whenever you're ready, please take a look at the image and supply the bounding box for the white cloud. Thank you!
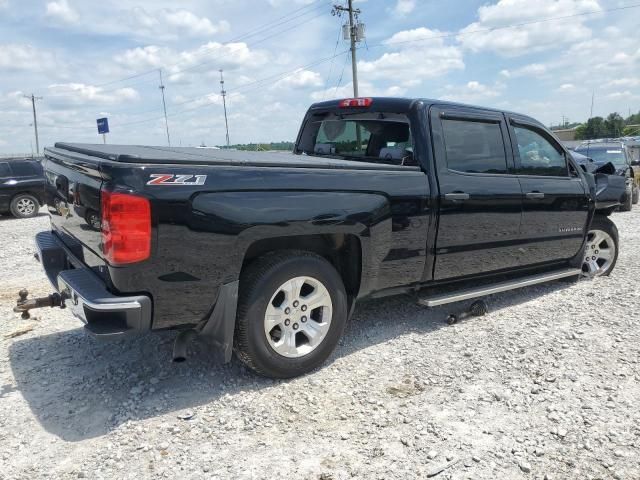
[274,69,323,89]
[458,0,601,56]
[558,83,575,91]
[310,81,408,102]
[358,28,464,85]
[500,63,548,78]
[604,78,640,89]
[393,0,416,15]
[605,91,640,101]
[441,81,504,104]
[123,7,229,39]
[0,44,56,71]
[46,0,79,24]
[0,0,9,9]
[113,42,268,82]
[47,83,140,105]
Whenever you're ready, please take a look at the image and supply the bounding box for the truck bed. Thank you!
[47,143,418,172]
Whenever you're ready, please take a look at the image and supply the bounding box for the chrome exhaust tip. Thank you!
[172,329,198,363]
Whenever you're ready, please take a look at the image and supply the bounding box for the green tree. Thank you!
[604,113,625,137]
[580,117,607,140]
[625,110,640,125]
[574,123,587,140]
[623,125,640,136]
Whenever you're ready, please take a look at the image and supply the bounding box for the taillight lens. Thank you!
[101,190,151,265]
[338,97,373,108]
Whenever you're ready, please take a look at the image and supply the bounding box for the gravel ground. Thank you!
[1,211,639,480]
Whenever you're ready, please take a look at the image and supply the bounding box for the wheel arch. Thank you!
[11,190,44,206]
[241,233,363,309]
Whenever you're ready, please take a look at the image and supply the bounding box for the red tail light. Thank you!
[101,190,151,265]
[338,97,373,108]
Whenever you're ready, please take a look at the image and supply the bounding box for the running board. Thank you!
[418,268,581,307]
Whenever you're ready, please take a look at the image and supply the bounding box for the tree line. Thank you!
[552,111,640,139]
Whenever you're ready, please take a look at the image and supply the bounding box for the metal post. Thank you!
[159,69,171,146]
[220,69,230,148]
[347,0,359,98]
[102,133,106,144]
[24,94,42,155]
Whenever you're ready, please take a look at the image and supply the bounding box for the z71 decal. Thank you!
[147,174,207,186]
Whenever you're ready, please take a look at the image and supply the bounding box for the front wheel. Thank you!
[632,185,639,205]
[582,216,618,277]
[234,251,348,378]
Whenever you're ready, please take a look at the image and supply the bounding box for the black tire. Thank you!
[583,215,619,277]
[10,194,39,218]
[235,251,348,378]
[620,190,633,212]
[85,209,101,230]
[632,185,639,205]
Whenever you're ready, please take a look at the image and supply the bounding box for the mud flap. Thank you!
[197,280,239,363]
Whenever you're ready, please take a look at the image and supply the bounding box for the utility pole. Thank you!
[332,1,365,97]
[158,69,171,146]
[590,91,595,119]
[24,94,42,155]
[219,69,230,148]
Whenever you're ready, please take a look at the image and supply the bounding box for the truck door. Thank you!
[506,116,591,265]
[430,105,523,280]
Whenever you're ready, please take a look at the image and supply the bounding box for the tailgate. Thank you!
[43,150,107,276]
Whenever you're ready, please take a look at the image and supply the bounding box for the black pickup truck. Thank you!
[18,97,625,378]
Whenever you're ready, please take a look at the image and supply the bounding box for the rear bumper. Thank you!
[35,231,152,338]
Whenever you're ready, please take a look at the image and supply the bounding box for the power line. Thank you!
[71,1,329,92]
[334,49,350,97]
[46,6,330,101]
[367,3,640,50]
[321,22,343,101]
[114,49,351,128]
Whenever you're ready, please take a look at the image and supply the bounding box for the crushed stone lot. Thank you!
[1,212,639,480]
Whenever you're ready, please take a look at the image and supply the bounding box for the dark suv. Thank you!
[574,141,637,211]
[0,158,45,218]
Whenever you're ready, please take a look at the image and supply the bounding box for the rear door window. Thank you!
[0,162,10,177]
[9,161,39,176]
[441,119,508,174]
[513,126,568,176]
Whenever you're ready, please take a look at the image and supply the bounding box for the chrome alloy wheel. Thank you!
[264,276,333,358]
[16,198,36,216]
[582,229,616,277]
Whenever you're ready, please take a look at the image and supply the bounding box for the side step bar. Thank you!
[418,268,581,307]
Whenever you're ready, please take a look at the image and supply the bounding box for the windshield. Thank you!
[296,113,415,166]
[575,147,627,167]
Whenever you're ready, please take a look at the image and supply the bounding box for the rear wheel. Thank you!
[582,216,618,277]
[632,185,639,205]
[10,194,39,218]
[235,251,348,378]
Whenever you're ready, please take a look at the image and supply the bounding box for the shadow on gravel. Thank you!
[9,279,575,442]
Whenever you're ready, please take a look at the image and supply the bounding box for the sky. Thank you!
[1,0,639,153]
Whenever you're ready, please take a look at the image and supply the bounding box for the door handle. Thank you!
[526,192,545,199]
[445,192,470,201]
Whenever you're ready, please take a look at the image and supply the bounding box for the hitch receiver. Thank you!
[14,288,67,319]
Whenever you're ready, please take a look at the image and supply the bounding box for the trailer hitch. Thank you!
[446,299,489,325]
[13,289,68,319]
